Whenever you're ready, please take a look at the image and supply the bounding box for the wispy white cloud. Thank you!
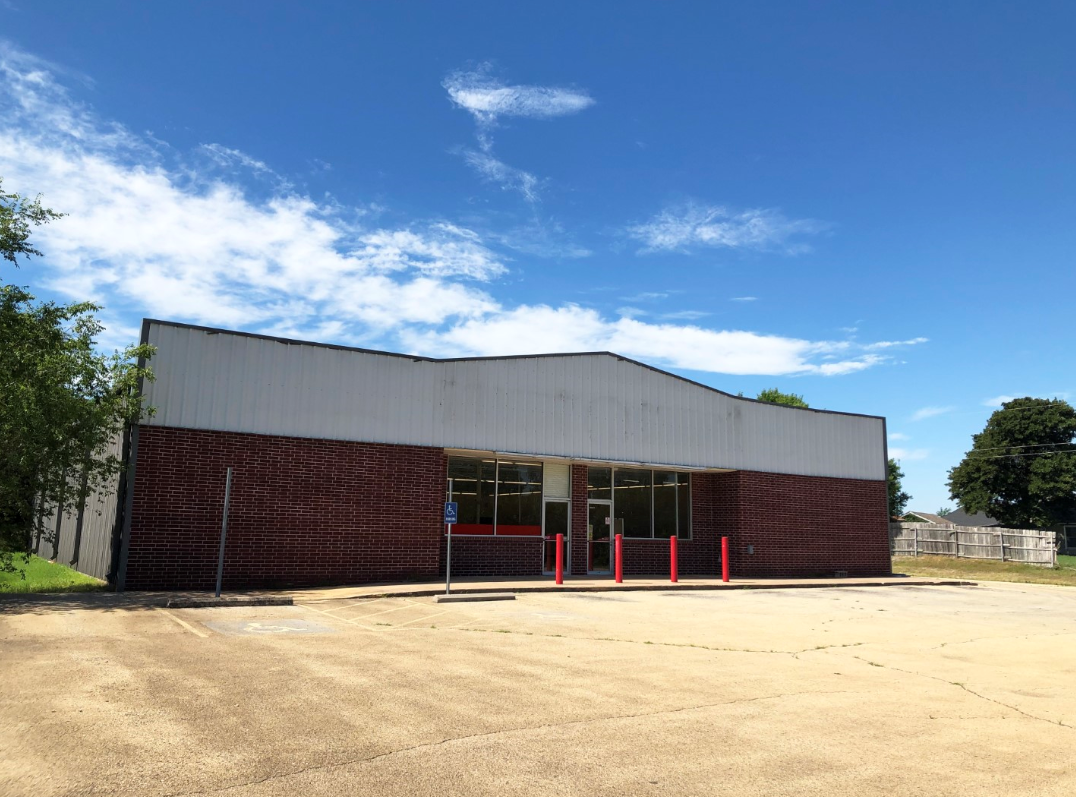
[889,447,929,461]
[444,65,593,204]
[461,149,541,203]
[982,394,1019,407]
[660,310,709,321]
[443,65,594,127]
[0,43,925,379]
[627,202,827,255]
[402,306,895,377]
[911,406,955,421]
[888,432,909,441]
[730,296,757,302]
[863,337,928,350]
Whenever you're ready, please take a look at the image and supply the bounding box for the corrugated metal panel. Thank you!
[34,434,122,582]
[142,322,887,480]
[544,462,570,499]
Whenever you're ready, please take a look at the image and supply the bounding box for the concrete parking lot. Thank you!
[2,583,1075,796]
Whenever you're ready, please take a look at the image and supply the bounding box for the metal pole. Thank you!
[670,535,678,583]
[446,478,453,595]
[215,467,233,598]
[614,534,623,583]
[721,536,730,582]
[555,533,564,585]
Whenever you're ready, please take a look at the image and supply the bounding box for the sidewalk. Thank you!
[288,573,974,603]
[0,574,976,612]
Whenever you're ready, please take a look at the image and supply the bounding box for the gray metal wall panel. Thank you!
[33,433,121,581]
[142,323,886,480]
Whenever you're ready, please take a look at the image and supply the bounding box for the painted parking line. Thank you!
[333,602,417,620]
[300,602,382,630]
[390,609,453,628]
[203,619,334,636]
[154,607,209,638]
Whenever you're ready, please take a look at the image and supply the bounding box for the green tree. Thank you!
[948,398,1076,528]
[887,458,910,518]
[756,388,808,408]
[936,506,953,516]
[0,182,153,570]
[1,178,64,268]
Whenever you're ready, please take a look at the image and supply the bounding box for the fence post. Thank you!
[998,530,1005,562]
[913,525,918,558]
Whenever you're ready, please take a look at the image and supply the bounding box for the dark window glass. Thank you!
[447,456,495,533]
[588,467,612,500]
[543,501,570,572]
[653,471,678,538]
[496,461,543,535]
[677,473,691,539]
[614,467,652,538]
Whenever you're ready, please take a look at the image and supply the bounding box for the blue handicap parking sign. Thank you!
[444,502,458,524]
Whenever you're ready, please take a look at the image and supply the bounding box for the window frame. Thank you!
[446,455,545,537]
[588,465,692,540]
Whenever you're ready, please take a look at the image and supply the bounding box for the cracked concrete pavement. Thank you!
[2,582,1075,796]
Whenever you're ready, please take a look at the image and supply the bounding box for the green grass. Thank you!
[892,554,1076,587]
[0,555,107,594]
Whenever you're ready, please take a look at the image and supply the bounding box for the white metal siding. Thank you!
[142,323,887,480]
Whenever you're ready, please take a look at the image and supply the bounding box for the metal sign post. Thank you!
[444,482,458,595]
[215,467,233,598]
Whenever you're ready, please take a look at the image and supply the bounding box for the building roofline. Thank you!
[142,318,887,422]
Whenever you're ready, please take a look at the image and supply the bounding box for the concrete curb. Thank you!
[434,593,516,603]
[300,579,978,602]
[164,596,294,609]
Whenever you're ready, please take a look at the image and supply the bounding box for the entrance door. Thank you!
[542,500,570,575]
[588,501,612,574]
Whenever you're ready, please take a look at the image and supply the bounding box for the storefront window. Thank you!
[614,468,653,538]
[496,461,543,535]
[447,457,496,534]
[587,466,612,500]
[446,456,543,535]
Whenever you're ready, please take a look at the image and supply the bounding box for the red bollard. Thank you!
[555,533,564,585]
[615,534,623,583]
[670,535,678,583]
[721,536,730,582]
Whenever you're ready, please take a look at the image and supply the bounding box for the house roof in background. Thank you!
[944,509,1000,527]
[905,511,951,525]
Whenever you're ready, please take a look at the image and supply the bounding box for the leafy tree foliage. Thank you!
[0,286,154,566]
[948,398,1076,528]
[756,388,808,408]
[936,506,953,516]
[1,178,64,268]
[887,458,910,518]
[1,181,152,570]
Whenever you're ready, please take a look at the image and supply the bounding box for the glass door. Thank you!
[542,500,570,575]
[588,501,612,574]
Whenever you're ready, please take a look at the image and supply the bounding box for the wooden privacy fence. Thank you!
[890,523,1057,566]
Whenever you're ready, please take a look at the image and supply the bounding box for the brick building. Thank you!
[98,320,891,590]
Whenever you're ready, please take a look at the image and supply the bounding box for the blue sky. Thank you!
[2,1,1073,512]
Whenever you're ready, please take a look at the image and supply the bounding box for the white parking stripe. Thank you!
[155,608,209,638]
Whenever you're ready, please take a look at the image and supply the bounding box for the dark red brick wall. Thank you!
[439,536,544,577]
[570,464,589,576]
[715,470,891,577]
[126,426,444,590]
[126,426,889,588]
